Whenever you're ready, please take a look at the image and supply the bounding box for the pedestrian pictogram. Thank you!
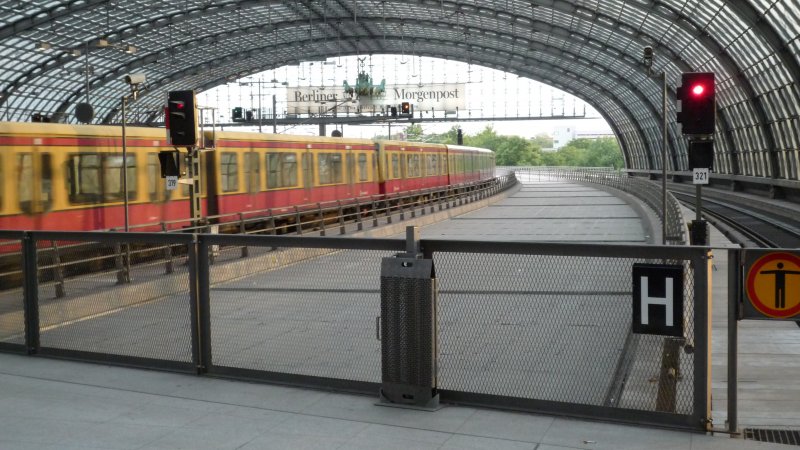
[745,252,800,319]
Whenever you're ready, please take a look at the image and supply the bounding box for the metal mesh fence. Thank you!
[35,237,194,364]
[207,245,392,383]
[0,238,25,347]
[434,251,696,414]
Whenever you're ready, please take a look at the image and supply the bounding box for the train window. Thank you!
[17,154,32,213]
[18,153,52,213]
[102,154,136,202]
[220,152,238,192]
[267,152,298,188]
[283,153,298,186]
[41,153,52,211]
[358,154,368,181]
[406,154,420,178]
[267,153,280,188]
[426,154,437,176]
[391,154,400,179]
[67,154,101,203]
[318,153,343,184]
[244,152,260,192]
[146,153,170,203]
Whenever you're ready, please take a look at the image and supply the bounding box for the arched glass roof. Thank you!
[0,0,798,181]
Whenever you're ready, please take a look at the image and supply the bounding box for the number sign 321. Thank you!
[693,168,709,185]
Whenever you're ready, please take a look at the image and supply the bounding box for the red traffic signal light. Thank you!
[167,90,198,146]
[677,72,715,135]
[401,102,411,115]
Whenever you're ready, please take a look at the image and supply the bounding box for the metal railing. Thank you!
[126,173,518,235]
[0,228,712,431]
[0,173,517,294]
[508,167,688,245]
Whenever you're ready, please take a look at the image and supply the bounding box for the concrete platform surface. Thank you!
[0,353,785,450]
[1,174,798,448]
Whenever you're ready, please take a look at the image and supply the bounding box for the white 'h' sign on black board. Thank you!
[632,264,684,336]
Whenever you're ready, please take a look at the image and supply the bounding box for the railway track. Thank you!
[671,189,800,248]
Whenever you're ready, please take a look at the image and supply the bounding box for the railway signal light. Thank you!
[688,140,714,170]
[677,72,715,135]
[231,107,243,121]
[167,90,198,146]
[390,106,398,117]
[157,150,180,178]
[400,102,411,116]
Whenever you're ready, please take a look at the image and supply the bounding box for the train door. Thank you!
[302,149,313,201]
[17,151,53,216]
[346,147,355,197]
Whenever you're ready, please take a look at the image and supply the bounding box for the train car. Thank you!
[445,144,495,185]
[375,140,449,195]
[205,131,379,216]
[0,121,497,232]
[0,121,194,231]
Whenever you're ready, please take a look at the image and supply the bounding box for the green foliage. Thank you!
[370,125,622,169]
[404,123,424,141]
[543,137,623,168]
[530,133,554,150]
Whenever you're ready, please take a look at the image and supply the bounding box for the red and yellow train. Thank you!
[0,122,495,231]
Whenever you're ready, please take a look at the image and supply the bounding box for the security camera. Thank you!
[642,46,654,68]
[125,73,146,85]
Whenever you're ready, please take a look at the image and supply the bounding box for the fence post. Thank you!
[355,199,363,231]
[50,240,65,298]
[317,203,326,236]
[192,234,210,374]
[338,201,346,235]
[295,206,303,235]
[161,222,174,274]
[22,233,39,355]
[727,249,740,435]
[114,241,130,284]
[239,213,248,258]
[693,248,714,430]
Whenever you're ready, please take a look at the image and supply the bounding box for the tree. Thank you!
[495,135,541,166]
[404,123,424,141]
[536,137,624,168]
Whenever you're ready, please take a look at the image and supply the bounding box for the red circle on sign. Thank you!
[746,252,800,318]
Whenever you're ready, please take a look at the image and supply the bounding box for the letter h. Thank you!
[640,276,673,326]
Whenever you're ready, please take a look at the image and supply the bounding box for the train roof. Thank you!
[210,129,371,146]
[445,144,495,155]
[0,121,167,139]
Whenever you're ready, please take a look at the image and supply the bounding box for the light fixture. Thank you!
[96,38,137,54]
[36,41,81,57]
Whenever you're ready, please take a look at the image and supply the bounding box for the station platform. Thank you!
[0,174,795,449]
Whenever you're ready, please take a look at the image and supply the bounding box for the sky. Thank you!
[197,54,614,140]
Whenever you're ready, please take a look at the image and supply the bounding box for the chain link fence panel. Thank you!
[434,250,697,416]
[0,237,25,348]
[206,244,394,384]
[34,236,194,366]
